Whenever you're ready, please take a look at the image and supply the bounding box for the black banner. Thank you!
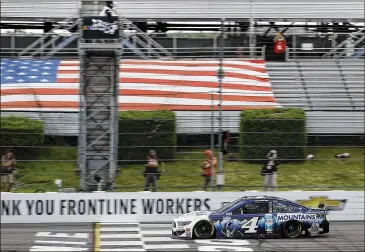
[82,16,120,39]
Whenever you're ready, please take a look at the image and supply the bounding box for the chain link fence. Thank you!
[1,110,364,192]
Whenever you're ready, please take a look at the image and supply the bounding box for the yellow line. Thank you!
[94,222,100,252]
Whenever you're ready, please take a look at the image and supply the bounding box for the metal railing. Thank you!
[0,46,266,59]
[286,47,365,60]
[3,45,364,59]
[2,29,365,59]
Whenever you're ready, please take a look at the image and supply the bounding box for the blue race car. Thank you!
[172,196,329,239]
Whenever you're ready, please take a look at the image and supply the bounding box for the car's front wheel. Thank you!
[282,221,302,238]
[193,220,215,239]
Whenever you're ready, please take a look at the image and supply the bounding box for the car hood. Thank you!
[178,210,213,218]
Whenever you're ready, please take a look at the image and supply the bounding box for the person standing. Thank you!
[1,150,17,192]
[201,150,217,191]
[143,150,160,192]
[262,150,279,192]
[99,1,118,19]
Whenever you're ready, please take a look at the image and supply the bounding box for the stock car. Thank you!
[171,196,329,239]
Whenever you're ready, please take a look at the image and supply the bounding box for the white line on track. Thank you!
[100,241,144,246]
[139,223,172,228]
[35,232,89,239]
[100,249,145,252]
[144,244,191,249]
[34,240,87,245]
[30,246,89,251]
[100,234,142,239]
[140,230,172,235]
[101,222,139,225]
[142,237,181,242]
[100,227,140,232]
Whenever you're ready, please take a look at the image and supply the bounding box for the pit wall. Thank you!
[1,191,363,223]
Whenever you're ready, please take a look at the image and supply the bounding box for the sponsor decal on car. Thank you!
[185,227,191,237]
[277,213,317,221]
[296,196,347,211]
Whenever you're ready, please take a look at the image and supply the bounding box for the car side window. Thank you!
[273,201,302,213]
[232,207,244,215]
[241,201,269,214]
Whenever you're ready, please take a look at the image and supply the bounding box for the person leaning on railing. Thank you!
[1,149,17,192]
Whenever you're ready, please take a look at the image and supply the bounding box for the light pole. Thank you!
[216,18,225,191]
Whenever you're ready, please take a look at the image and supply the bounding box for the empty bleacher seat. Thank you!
[266,59,364,111]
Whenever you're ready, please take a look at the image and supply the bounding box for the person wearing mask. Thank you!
[1,150,17,192]
[143,150,160,192]
[201,150,217,191]
[262,150,279,192]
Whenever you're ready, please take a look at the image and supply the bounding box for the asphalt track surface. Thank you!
[1,221,364,252]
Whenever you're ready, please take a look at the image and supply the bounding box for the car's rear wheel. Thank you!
[193,220,215,239]
[282,221,302,238]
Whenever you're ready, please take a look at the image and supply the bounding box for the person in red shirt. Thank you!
[201,150,217,191]
[274,32,287,54]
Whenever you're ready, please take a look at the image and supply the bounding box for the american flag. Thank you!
[1,59,280,111]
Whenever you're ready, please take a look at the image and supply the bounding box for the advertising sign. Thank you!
[1,191,363,223]
[82,16,120,39]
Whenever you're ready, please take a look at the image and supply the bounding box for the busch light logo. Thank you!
[86,19,118,34]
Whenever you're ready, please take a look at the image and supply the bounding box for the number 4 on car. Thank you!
[171,196,329,239]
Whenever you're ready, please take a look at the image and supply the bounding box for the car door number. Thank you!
[241,217,259,233]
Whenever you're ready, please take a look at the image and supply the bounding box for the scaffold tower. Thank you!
[77,12,122,190]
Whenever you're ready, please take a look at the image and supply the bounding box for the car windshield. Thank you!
[216,198,242,213]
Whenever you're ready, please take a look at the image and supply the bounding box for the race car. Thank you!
[171,196,329,239]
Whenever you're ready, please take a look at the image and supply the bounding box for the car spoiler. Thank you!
[310,202,328,214]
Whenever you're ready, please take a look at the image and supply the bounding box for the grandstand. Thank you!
[1,0,364,132]
[1,0,364,190]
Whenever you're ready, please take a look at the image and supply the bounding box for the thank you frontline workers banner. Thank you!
[1,191,363,223]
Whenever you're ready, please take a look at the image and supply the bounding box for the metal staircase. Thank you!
[18,17,80,57]
[323,28,365,59]
[121,18,173,58]
[17,17,172,59]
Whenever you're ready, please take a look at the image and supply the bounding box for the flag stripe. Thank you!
[1,83,274,95]
[1,101,275,111]
[1,89,275,102]
[58,65,268,77]
[59,60,267,69]
[56,76,271,89]
[58,68,268,82]
[57,73,269,86]
[1,95,280,106]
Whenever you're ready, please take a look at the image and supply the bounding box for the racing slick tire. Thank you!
[193,220,215,239]
[282,220,302,238]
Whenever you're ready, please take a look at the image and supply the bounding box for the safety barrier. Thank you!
[1,191,363,223]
